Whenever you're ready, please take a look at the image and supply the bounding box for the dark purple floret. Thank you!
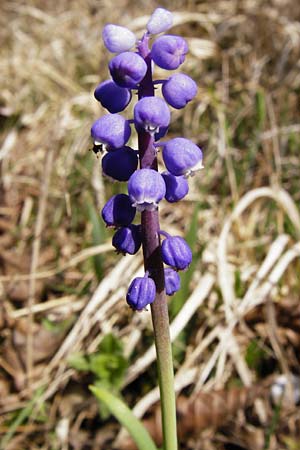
[161,235,192,271]
[109,52,147,88]
[101,193,136,227]
[151,35,188,70]
[161,171,189,203]
[91,114,131,150]
[102,146,138,182]
[164,268,181,296]
[162,73,197,109]
[94,80,132,113]
[126,275,156,310]
[112,224,142,255]
[154,125,168,141]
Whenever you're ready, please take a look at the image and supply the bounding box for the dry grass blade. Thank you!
[0,243,112,283]
[26,145,55,383]
[218,186,300,321]
[47,254,142,370]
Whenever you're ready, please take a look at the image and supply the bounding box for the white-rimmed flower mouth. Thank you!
[132,201,158,212]
[184,160,204,178]
[145,124,159,134]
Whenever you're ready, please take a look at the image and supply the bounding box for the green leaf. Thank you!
[88,334,128,389]
[99,333,123,354]
[245,339,267,376]
[89,353,126,383]
[0,387,44,450]
[67,353,90,371]
[256,90,266,130]
[90,385,158,450]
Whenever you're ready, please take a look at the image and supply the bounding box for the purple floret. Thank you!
[162,137,203,177]
[101,194,136,227]
[161,171,189,203]
[112,224,142,255]
[128,169,166,212]
[94,80,132,113]
[164,268,181,295]
[91,114,131,150]
[102,146,138,182]
[151,35,188,70]
[162,73,197,109]
[161,235,192,271]
[126,276,156,310]
[109,52,147,88]
[134,97,170,134]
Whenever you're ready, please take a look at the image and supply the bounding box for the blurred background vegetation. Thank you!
[0,0,300,449]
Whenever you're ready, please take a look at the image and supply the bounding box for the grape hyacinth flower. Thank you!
[151,35,188,70]
[162,137,204,176]
[126,273,156,310]
[161,233,193,271]
[91,9,203,449]
[102,146,138,182]
[102,24,136,53]
[128,168,166,211]
[101,194,136,227]
[94,80,132,113]
[162,171,189,203]
[134,97,170,134]
[162,73,197,109]
[109,52,147,88]
[112,224,142,255]
[147,8,173,34]
[164,268,181,296]
[91,114,131,150]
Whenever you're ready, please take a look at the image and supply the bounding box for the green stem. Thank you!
[151,291,178,450]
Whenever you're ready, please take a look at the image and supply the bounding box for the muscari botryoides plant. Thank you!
[90,8,203,450]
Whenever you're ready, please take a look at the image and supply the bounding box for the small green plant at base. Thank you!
[68,333,128,418]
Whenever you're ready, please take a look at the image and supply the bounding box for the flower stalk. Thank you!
[137,36,177,450]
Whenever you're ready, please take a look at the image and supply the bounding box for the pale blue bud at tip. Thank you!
[102,24,136,53]
[147,8,173,34]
